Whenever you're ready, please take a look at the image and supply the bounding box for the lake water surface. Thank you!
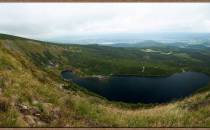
[61,71,210,103]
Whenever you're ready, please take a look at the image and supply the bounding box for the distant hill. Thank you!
[107,40,210,49]
[108,40,165,48]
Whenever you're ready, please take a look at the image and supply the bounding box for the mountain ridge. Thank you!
[0,34,210,127]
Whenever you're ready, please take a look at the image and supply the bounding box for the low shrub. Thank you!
[0,97,10,112]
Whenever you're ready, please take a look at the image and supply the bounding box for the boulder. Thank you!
[42,103,53,115]
[24,115,36,127]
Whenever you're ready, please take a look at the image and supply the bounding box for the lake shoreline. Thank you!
[61,69,210,79]
[61,70,210,104]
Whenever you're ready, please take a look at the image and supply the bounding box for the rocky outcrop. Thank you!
[16,103,61,127]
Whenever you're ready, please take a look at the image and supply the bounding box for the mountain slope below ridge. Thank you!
[0,34,210,127]
[1,33,210,76]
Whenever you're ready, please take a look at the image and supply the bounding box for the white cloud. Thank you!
[0,3,210,41]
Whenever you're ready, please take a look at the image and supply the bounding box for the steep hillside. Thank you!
[1,34,210,127]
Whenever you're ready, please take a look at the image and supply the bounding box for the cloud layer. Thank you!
[0,3,210,41]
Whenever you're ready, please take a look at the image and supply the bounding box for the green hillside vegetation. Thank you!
[0,33,210,127]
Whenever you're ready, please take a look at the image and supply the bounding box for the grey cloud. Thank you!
[0,3,210,41]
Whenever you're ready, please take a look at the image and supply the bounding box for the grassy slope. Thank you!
[0,34,210,127]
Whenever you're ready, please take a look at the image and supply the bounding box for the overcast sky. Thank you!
[0,3,210,41]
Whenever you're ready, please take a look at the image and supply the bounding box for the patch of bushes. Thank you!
[0,77,5,88]
[0,97,10,112]
[0,58,14,70]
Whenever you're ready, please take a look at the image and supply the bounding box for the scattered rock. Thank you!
[36,121,47,127]
[52,107,61,119]
[24,115,36,127]
[35,113,41,117]
[22,105,28,110]
[57,84,65,89]
[17,102,60,125]
[39,114,54,123]
[64,124,71,127]
[16,116,28,127]
[17,104,30,115]
[42,103,53,115]
[32,100,39,105]
[30,108,41,117]
[17,103,42,117]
